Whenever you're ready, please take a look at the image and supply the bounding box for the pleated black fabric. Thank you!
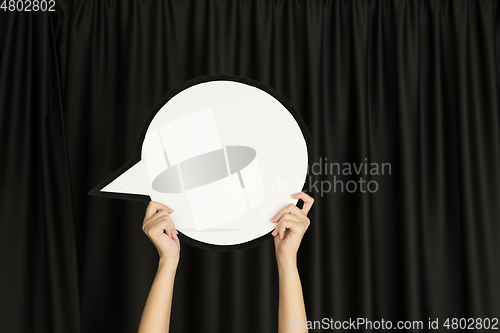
[1,1,500,332]
[0,10,80,333]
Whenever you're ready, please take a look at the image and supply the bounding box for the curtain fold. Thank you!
[1,1,499,332]
[0,10,81,333]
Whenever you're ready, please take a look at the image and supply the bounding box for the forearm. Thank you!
[278,257,308,333]
[138,257,179,333]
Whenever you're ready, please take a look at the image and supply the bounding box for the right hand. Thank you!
[271,192,314,263]
[142,201,180,260]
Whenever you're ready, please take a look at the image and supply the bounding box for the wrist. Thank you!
[277,254,297,272]
[158,255,179,269]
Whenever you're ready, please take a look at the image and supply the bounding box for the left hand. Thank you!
[271,192,314,263]
[142,201,180,261]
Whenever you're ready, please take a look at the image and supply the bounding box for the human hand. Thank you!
[271,192,314,264]
[142,201,180,261]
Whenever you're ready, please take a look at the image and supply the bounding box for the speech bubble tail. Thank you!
[88,159,152,204]
[102,160,149,194]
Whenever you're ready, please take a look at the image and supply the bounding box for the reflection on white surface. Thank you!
[160,108,222,165]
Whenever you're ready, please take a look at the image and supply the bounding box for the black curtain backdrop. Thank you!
[1,1,500,332]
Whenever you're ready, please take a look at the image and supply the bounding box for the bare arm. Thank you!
[138,201,180,333]
[272,192,314,333]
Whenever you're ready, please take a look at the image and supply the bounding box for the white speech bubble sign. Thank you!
[89,75,311,250]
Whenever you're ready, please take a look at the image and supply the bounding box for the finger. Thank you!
[278,220,291,240]
[276,213,304,223]
[271,222,286,238]
[292,192,314,215]
[165,225,177,240]
[155,218,175,237]
[144,217,167,236]
[271,223,284,239]
[143,210,170,229]
[271,203,306,222]
[169,230,178,241]
[144,213,173,236]
[160,226,177,241]
[271,224,280,236]
[143,201,174,223]
[157,220,178,241]
[272,220,304,239]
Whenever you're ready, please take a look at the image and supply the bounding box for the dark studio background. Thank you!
[1,0,500,332]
